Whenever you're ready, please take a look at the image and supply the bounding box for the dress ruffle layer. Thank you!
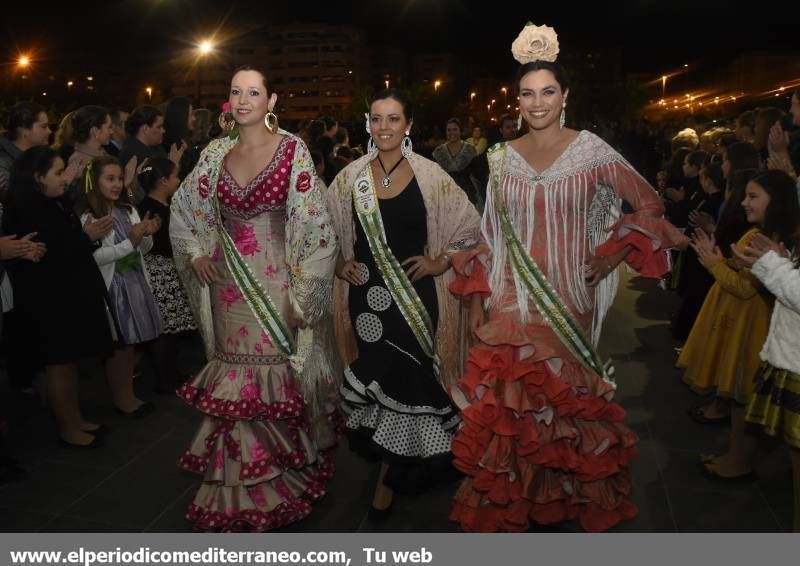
[342,366,461,494]
[450,340,637,533]
[594,229,670,279]
[178,358,338,532]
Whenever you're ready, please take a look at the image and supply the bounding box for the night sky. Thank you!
[2,0,797,75]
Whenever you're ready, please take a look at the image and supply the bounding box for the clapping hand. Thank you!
[690,229,723,268]
[0,233,46,262]
[768,121,790,156]
[140,211,162,236]
[169,141,188,166]
[83,214,114,242]
[128,212,161,247]
[730,233,788,268]
[124,156,139,189]
[688,210,716,234]
[63,160,83,185]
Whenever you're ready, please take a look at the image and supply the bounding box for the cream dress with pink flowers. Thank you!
[176,136,341,531]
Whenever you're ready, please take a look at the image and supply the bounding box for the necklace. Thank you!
[377,155,404,188]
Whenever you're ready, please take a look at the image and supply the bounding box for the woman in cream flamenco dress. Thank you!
[170,68,341,531]
[448,24,688,532]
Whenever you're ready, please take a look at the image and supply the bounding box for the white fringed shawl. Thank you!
[484,131,668,344]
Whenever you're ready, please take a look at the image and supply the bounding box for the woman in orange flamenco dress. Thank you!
[448,23,688,532]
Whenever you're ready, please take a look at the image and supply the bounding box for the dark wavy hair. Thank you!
[7,146,60,199]
[126,106,163,137]
[369,88,414,122]
[137,156,176,194]
[515,61,570,92]
[3,102,46,142]
[751,170,800,247]
[71,105,110,144]
[232,65,272,93]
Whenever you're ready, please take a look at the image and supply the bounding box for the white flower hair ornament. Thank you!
[511,22,560,64]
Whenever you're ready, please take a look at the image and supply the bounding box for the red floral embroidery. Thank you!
[198,175,210,199]
[296,171,312,193]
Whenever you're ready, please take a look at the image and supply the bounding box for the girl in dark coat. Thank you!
[3,146,114,447]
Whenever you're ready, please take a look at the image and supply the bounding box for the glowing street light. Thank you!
[67,81,74,88]
[385,80,390,89]
[18,55,30,67]
[661,75,667,98]
[146,86,153,101]
[198,40,214,55]
[434,80,441,92]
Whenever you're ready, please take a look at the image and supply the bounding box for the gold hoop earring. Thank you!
[265,112,279,134]
[218,112,235,132]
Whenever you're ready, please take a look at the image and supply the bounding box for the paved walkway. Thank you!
[0,272,792,532]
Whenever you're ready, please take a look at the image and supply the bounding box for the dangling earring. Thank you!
[559,103,566,130]
[218,111,235,132]
[517,113,523,131]
[264,111,279,134]
[400,131,413,158]
[365,112,378,156]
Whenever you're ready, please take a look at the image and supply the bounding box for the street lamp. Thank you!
[469,91,476,106]
[661,75,667,98]
[18,55,30,68]
[434,80,441,93]
[146,86,153,101]
[501,86,508,104]
[385,80,390,89]
[67,81,74,88]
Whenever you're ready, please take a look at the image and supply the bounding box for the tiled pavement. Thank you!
[0,272,793,532]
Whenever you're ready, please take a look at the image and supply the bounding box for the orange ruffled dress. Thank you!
[448,135,687,532]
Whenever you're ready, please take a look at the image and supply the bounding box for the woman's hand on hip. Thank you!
[335,259,367,286]
[191,255,222,286]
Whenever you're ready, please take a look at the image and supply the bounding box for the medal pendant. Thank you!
[381,176,391,188]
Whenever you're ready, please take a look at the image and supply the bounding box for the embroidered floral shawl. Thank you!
[170,131,339,412]
[327,152,481,390]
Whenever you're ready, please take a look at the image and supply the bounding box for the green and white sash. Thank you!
[352,163,441,377]
[491,145,614,385]
[212,193,295,357]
